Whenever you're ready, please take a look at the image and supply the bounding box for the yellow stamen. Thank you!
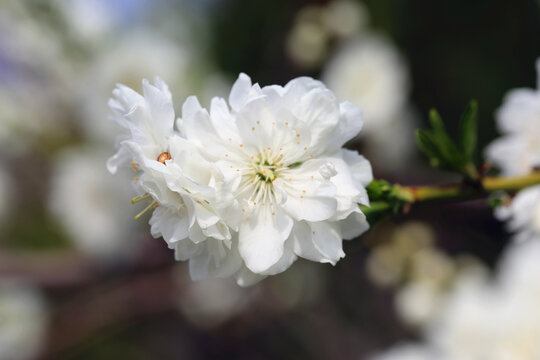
[131,193,151,204]
[134,201,158,220]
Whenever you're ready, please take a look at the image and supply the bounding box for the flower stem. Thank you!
[361,171,540,225]
[394,171,540,204]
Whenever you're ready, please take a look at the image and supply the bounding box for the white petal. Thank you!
[180,95,203,120]
[112,84,144,113]
[149,205,190,245]
[279,160,338,222]
[293,87,340,151]
[341,149,373,187]
[189,239,242,281]
[281,181,338,222]
[291,221,346,264]
[260,239,298,276]
[209,97,241,142]
[239,208,293,273]
[320,154,368,219]
[189,222,207,244]
[229,73,253,111]
[282,77,327,108]
[142,78,175,142]
[209,241,243,278]
[328,101,363,148]
[309,221,344,265]
[177,102,230,160]
[107,145,131,174]
[340,211,370,240]
[235,97,275,150]
[291,221,326,262]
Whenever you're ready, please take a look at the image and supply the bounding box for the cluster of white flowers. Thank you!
[370,240,540,360]
[486,58,540,242]
[109,74,372,285]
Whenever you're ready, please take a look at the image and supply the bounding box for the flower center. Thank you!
[254,160,278,183]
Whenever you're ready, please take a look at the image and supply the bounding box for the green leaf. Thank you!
[415,129,441,162]
[428,109,446,136]
[428,109,465,168]
[459,100,478,162]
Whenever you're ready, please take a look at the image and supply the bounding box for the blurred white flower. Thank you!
[322,35,410,136]
[49,146,139,258]
[486,58,540,176]
[286,0,369,69]
[79,31,192,142]
[286,6,330,69]
[494,185,540,243]
[0,1,65,72]
[0,2,73,153]
[379,241,540,360]
[485,59,540,244]
[366,222,437,288]
[428,241,540,360]
[53,0,116,43]
[0,281,48,360]
[497,237,540,301]
[395,281,443,328]
[110,74,372,285]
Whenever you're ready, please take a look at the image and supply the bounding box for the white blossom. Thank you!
[486,58,540,176]
[49,147,139,258]
[427,241,540,360]
[109,74,373,285]
[53,0,116,43]
[0,281,48,360]
[486,59,540,243]
[494,185,540,243]
[322,35,410,135]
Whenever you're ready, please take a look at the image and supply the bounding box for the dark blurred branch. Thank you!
[0,251,97,287]
[39,268,178,359]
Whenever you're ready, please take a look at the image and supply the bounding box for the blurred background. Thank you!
[1,0,540,359]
